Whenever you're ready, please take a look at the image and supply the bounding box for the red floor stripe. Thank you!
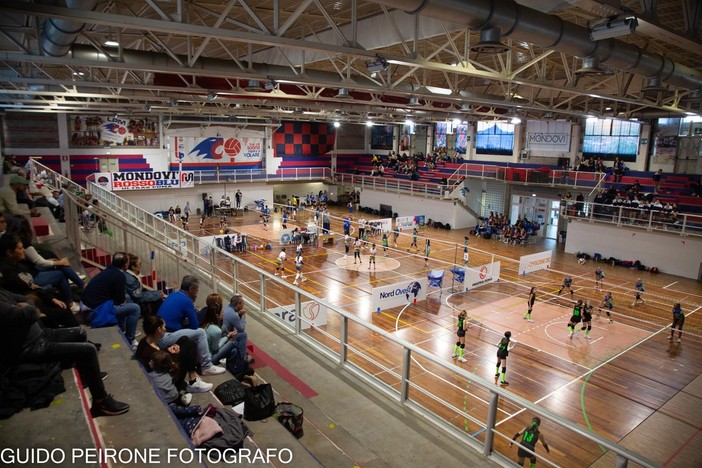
[663,426,702,466]
[72,369,109,468]
[248,341,318,398]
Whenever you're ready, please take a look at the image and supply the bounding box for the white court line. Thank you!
[663,281,678,289]
[495,305,702,428]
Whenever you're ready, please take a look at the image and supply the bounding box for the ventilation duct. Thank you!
[40,0,98,57]
[367,0,702,92]
[641,76,665,92]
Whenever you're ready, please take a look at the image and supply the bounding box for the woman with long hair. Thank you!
[134,315,212,394]
[201,293,247,366]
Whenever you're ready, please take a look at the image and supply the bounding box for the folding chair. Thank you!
[428,269,445,297]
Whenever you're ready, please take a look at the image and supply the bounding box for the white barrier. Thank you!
[268,300,329,330]
[464,261,501,291]
[518,250,552,275]
[371,277,428,311]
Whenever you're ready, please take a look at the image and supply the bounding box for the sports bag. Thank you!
[274,402,304,439]
[243,383,275,421]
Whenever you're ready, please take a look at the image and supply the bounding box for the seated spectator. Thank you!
[135,315,212,394]
[5,215,85,312]
[148,350,191,406]
[0,284,129,417]
[156,275,225,376]
[81,252,141,348]
[125,254,165,316]
[201,294,248,366]
[223,294,249,337]
[0,234,79,328]
[0,174,39,217]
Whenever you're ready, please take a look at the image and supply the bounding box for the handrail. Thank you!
[32,159,661,468]
[562,200,702,238]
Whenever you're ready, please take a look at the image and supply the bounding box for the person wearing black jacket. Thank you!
[0,282,129,417]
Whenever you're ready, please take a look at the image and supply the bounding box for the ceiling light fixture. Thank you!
[407,96,421,107]
[333,121,340,128]
[264,80,277,91]
[207,92,218,100]
[104,39,119,47]
[588,16,638,41]
[366,120,373,127]
[244,80,263,92]
[366,55,389,74]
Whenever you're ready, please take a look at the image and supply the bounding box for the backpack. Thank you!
[274,402,304,439]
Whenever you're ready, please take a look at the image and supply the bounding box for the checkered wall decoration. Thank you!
[273,121,336,157]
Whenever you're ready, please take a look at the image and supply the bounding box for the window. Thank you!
[370,125,394,150]
[582,118,640,161]
[476,121,514,155]
[434,122,447,150]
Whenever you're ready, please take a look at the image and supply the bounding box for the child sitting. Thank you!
[149,350,192,406]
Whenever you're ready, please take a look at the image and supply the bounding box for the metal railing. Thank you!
[561,200,702,238]
[33,159,660,468]
[186,167,333,184]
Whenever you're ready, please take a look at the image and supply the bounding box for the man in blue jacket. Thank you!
[81,252,140,348]
[157,275,225,376]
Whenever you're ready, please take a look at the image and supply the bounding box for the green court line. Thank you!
[580,370,607,454]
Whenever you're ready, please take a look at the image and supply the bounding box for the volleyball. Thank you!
[578,257,586,265]
[219,229,224,234]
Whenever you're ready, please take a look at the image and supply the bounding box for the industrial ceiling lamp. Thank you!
[366,55,389,74]
[588,16,638,41]
[335,88,351,99]
[641,76,665,93]
[206,92,218,100]
[575,56,607,75]
[244,80,263,91]
[470,27,509,54]
[407,96,421,107]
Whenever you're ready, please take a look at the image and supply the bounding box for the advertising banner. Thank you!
[368,218,392,234]
[525,120,572,153]
[175,136,263,164]
[371,277,428,311]
[395,215,426,231]
[95,171,194,191]
[267,301,329,330]
[464,261,501,291]
[518,250,553,275]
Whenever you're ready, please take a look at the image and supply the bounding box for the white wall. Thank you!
[565,220,702,279]
[359,188,478,229]
[118,182,274,215]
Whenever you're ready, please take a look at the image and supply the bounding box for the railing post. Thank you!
[400,347,411,402]
[294,291,302,335]
[615,454,629,468]
[231,259,238,293]
[339,315,348,363]
[616,206,623,225]
[259,273,266,313]
[483,390,500,457]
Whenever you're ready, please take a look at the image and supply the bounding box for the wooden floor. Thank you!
[186,206,702,467]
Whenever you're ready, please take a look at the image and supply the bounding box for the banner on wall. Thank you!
[95,171,194,191]
[396,215,426,231]
[268,301,329,330]
[368,218,392,233]
[464,261,501,291]
[518,250,552,275]
[525,120,572,153]
[371,277,428,311]
[69,114,159,147]
[174,137,263,164]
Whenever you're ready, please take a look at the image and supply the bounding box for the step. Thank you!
[30,216,50,237]
[82,247,112,266]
